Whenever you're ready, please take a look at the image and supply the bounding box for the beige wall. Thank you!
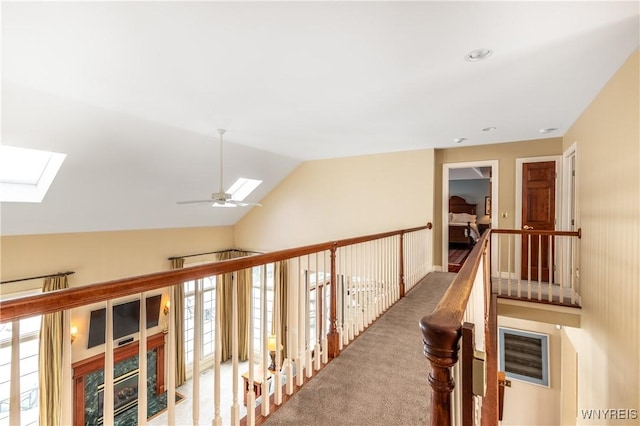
[1,226,234,361]
[562,50,639,424]
[234,149,435,253]
[498,317,562,426]
[433,137,563,266]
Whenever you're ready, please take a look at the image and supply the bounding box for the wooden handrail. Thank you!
[491,228,581,238]
[0,223,432,323]
[419,230,490,426]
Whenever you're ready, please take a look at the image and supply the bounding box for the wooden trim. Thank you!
[491,228,581,238]
[419,231,490,426]
[399,232,405,298]
[0,224,432,323]
[461,323,474,426]
[72,332,165,426]
[482,293,499,426]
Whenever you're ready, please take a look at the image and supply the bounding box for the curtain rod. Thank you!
[1,271,75,285]
[168,248,262,261]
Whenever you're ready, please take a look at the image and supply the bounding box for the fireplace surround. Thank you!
[72,332,165,426]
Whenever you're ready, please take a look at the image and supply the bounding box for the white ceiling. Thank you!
[2,1,638,236]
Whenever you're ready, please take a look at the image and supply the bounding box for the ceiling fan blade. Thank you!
[176,199,214,205]
[228,200,262,207]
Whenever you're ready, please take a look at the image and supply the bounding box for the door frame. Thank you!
[443,160,499,273]
[561,142,578,289]
[515,156,562,281]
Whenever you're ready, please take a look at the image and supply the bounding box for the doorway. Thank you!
[442,160,499,272]
[515,156,561,282]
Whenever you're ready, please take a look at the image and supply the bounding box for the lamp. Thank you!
[267,335,278,371]
[163,300,170,316]
[70,325,78,343]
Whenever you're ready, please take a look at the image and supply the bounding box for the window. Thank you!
[0,145,66,203]
[0,315,41,426]
[183,276,216,368]
[307,271,331,349]
[227,178,262,201]
[499,327,549,387]
[251,264,274,353]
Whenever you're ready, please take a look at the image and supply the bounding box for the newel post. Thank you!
[399,231,405,298]
[419,316,462,426]
[327,243,340,359]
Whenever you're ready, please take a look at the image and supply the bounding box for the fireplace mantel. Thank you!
[72,332,166,426]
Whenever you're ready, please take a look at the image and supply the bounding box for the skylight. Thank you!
[0,145,66,202]
[227,178,262,201]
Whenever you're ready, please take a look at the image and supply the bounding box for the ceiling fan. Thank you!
[176,129,262,208]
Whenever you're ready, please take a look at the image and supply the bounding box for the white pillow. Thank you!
[451,213,477,224]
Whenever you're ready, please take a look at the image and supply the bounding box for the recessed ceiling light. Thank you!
[482,127,497,132]
[539,128,558,134]
[465,48,493,62]
[454,137,467,144]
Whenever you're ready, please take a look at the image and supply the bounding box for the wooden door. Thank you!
[521,161,555,281]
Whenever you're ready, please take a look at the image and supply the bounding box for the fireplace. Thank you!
[72,333,165,426]
[97,369,140,423]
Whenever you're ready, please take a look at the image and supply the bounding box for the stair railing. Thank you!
[0,223,431,426]
[420,230,496,426]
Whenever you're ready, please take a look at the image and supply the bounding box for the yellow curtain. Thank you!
[170,258,186,386]
[38,274,69,426]
[217,250,252,362]
[272,261,289,363]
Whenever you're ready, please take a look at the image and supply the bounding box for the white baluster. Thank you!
[138,292,148,426]
[213,275,222,426]
[537,235,542,301]
[10,320,20,426]
[296,257,304,387]
[497,233,503,295]
[104,300,115,425]
[274,262,283,405]
[193,281,202,425]
[321,250,328,365]
[314,253,321,372]
[247,270,256,426]
[167,288,177,424]
[548,236,553,302]
[304,256,312,378]
[231,271,240,425]
[261,265,270,417]
[285,261,294,396]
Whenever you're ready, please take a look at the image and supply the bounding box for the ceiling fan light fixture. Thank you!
[176,129,262,208]
[465,48,493,62]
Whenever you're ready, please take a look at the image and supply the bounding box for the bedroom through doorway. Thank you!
[442,161,498,273]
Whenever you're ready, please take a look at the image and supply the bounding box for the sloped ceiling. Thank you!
[1,1,638,235]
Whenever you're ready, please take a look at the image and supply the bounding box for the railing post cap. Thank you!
[419,314,461,363]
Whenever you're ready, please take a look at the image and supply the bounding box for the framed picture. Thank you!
[499,327,549,387]
[485,196,491,215]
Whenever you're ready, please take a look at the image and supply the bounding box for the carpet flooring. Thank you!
[263,272,456,426]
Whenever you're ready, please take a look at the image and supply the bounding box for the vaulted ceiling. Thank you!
[2,1,638,236]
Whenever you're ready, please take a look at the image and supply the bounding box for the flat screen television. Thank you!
[87,294,162,349]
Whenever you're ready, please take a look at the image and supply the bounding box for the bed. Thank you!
[448,196,480,247]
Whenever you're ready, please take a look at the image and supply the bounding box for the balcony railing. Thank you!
[0,223,432,426]
[420,230,496,426]
[491,228,582,306]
